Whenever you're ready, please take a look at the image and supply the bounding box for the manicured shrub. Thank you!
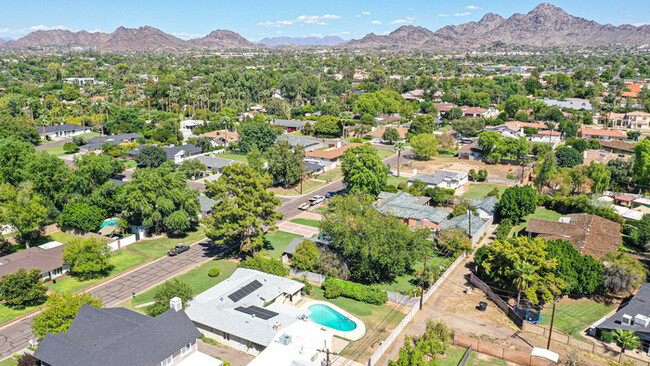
[601,330,613,343]
[292,277,313,295]
[239,256,289,277]
[208,268,221,278]
[321,278,387,305]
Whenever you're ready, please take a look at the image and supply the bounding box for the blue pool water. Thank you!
[308,304,357,332]
[99,219,119,229]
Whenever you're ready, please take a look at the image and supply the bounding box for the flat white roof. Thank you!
[39,241,65,250]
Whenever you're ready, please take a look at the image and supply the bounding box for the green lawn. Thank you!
[376,255,452,294]
[47,249,151,294]
[513,207,563,236]
[461,184,509,200]
[119,159,137,168]
[268,179,327,196]
[539,298,614,339]
[438,151,458,158]
[0,303,41,326]
[316,167,343,181]
[264,231,304,259]
[386,175,409,187]
[218,153,265,162]
[127,226,206,259]
[78,132,100,138]
[289,218,321,228]
[376,149,396,159]
[0,357,18,366]
[128,259,238,308]
[309,287,406,362]
[39,144,75,157]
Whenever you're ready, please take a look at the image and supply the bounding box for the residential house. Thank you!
[282,236,331,264]
[42,124,92,139]
[541,98,593,111]
[365,126,408,143]
[127,144,202,163]
[274,119,307,132]
[625,111,650,130]
[606,113,627,128]
[529,130,562,144]
[409,170,469,192]
[595,283,650,355]
[189,156,239,174]
[599,140,636,154]
[80,133,142,153]
[198,195,220,218]
[277,135,321,150]
[579,128,627,141]
[432,103,458,115]
[375,191,450,230]
[525,213,621,258]
[304,142,360,167]
[583,149,631,165]
[472,196,498,220]
[401,89,425,102]
[0,241,69,280]
[200,130,239,148]
[458,141,483,161]
[439,213,490,244]
[34,299,220,366]
[178,120,205,140]
[185,268,314,355]
[303,160,326,176]
[485,124,524,139]
[460,106,489,118]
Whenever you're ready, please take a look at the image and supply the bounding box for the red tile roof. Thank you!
[579,128,627,138]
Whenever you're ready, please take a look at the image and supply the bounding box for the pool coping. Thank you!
[301,300,366,341]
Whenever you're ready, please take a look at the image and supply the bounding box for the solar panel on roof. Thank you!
[227,280,262,302]
[235,305,278,320]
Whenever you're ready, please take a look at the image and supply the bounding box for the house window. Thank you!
[161,355,173,366]
[52,267,62,276]
[415,220,423,226]
[181,343,192,356]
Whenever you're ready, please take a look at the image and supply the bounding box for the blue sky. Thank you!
[1,0,649,41]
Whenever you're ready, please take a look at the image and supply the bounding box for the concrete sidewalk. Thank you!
[277,221,319,237]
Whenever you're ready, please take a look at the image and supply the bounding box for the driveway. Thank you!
[277,222,319,237]
[0,239,227,360]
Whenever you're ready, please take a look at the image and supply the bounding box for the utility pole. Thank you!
[467,204,473,242]
[420,253,429,310]
[546,301,557,350]
[318,348,337,366]
[300,166,304,195]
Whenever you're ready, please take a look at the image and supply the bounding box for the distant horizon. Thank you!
[1,1,649,42]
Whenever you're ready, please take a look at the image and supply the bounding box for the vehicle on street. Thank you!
[167,244,190,256]
[298,201,312,210]
[309,195,325,205]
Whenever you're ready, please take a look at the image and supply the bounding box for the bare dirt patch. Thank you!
[400,156,522,179]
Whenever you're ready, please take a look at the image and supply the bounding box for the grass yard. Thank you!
[539,298,614,339]
[0,303,41,326]
[438,151,458,158]
[127,226,206,259]
[386,175,408,187]
[376,255,452,294]
[127,258,238,309]
[513,207,563,236]
[461,183,509,200]
[376,149,395,159]
[218,153,263,163]
[316,167,343,181]
[0,357,18,366]
[47,249,151,294]
[39,144,75,157]
[265,230,304,259]
[308,287,406,362]
[119,159,137,168]
[289,218,321,228]
[268,179,327,196]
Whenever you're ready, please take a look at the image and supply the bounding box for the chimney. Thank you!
[170,297,182,312]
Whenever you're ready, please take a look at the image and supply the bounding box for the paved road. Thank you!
[277,146,413,221]
[0,239,225,360]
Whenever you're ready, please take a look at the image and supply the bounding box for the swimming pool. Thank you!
[308,304,357,332]
[99,219,119,229]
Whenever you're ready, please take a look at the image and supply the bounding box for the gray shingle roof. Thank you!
[192,156,238,170]
[34,304,200,366]
[598,283,650,341]
[440,213,485,237]
[376,191,450,223]
[198,195,220,213]
[409,170,468,185]
[127,143,202,160]
[274,119,307,128]
[303,161,324,173]
[84,133,142,151]
[42,124,86,135]
[277,134,320,148]
[472,196,498,213]
[284,236,330,256]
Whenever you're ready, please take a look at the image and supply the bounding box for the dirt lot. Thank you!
[399,156,524,179]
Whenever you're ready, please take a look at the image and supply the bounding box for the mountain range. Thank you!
[2,3,650,51]
[256,36,346,47]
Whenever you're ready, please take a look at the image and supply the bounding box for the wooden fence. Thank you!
[453,334,555,366]
[469,272,525,329]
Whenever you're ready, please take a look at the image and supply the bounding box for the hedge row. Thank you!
[321,278,387,305]
[238,256,289,277]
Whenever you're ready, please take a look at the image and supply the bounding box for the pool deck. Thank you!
[300,300,366,341]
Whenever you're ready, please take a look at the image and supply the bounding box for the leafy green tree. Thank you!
[204,164,282,253]
[120,164,199,234]
[314,115,343,137]
[238,118,280,153]
[31,293,102,338]
[504,95,530,117]
[546,240,604,295]
[633,138,650,188]
[58,202,106,232]
[0,116,41,145]
[451,117,485,137]
[266,140,304,188]
[555,146,583,168]
[62,238,112,280]
[534,153,557,191]
[602,251,647,295]
[436,227,472,255]
[0,268,47,308]
[478,131,502,157]
[147,279,193,317]
[292,240,319,271]
[0,183,49,246]
[0,137,36,186]
[612,329,641,354]
[105,108,145,134]
[496,185,537,222]
[239,256,289,276]
[246,145,264,173]
[382,127,400,144]
[24,152,70,208]
[320,194,430,283]
[178,158,206,179]
[135,145,167,168]
[63,142,78,153]
[341,144,389,196]
[193,136,212,152]
[408,115,435,136]
[587,162,611,194]
[410,134,438,160]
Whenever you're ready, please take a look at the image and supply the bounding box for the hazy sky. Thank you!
[1,0,649,41]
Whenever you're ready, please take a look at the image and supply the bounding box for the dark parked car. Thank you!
[167,244,190,256]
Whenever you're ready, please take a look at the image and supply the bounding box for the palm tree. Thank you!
[394,141,406,178]
[612,329,640,354]
[513,261,535,308]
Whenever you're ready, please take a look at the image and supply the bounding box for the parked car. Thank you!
[309,195,325,205]
[298,202,311,210]
[326,189,349,198]
[167,244,190,256]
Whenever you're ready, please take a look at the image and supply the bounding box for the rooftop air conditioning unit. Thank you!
[279,334,292,345]
[622,314,633,326]
[634,314,649,327]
